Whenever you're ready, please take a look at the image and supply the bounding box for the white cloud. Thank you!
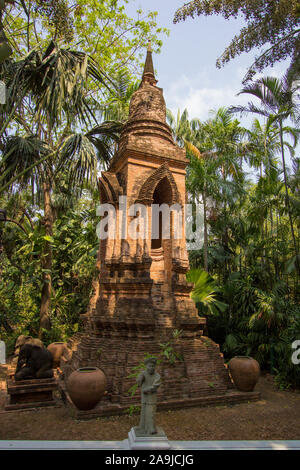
[163,57,291,122]
[162,67,296,171]
[164,73,249,121]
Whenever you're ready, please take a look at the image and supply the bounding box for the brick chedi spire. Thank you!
[110,41,186,170]
[141,40,157,86]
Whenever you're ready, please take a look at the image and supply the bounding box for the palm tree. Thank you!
[202,108,246,182]
[245,117,296,264]
[0,41,122,336]
[246,117,281,177]
[100,69,140,122]
[191,109,247,275]
[229,76,300,275]
[182,108,248,275]
[187,152,220,272]
[166,108,192,146]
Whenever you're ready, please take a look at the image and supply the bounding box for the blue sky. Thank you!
[127,0,286,122]
[125,1,288,120]
[124,1,294,173]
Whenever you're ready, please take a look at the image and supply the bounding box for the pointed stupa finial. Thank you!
[141,40,157,86]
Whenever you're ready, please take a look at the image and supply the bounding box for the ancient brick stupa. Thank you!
[60,44,259,416]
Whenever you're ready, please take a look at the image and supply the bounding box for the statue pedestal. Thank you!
[5,377,58,411]
[127,426,171,450]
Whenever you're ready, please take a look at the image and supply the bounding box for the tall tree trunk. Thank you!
[39,181,53,337]
[279,122,300,279]
[202,190,208,272]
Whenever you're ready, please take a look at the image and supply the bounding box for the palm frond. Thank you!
[1,41,115,132]
[186,268,228,314]
[0,135,50,191]
[184,139,201,159]
[57,133,98,191]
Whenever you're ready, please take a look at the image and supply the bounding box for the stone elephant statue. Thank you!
[14,344,54,381]
[12,335,44,365]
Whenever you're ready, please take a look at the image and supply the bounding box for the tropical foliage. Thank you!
[174,0,300,83]
[178,89,300,389]
[0,0,168,338]
[0,0,300,393]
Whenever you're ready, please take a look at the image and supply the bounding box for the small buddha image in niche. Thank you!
[136,357,161,436]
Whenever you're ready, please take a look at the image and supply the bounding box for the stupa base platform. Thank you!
[57,372,260,420]
[58,332,261,419]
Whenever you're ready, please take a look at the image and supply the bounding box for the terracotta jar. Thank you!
[47,342,68,369]
[66,367,107,410]
[228,356,260,392]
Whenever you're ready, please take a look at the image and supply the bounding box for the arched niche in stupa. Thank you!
[135,163,182,206]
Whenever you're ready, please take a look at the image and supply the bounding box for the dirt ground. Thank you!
[0,369,300,442]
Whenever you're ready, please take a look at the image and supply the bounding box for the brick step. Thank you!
[6,377,58,394]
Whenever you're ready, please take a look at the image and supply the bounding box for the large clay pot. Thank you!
[47,342,68,369]
[228,356,260,392]
[66,367,107,410]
